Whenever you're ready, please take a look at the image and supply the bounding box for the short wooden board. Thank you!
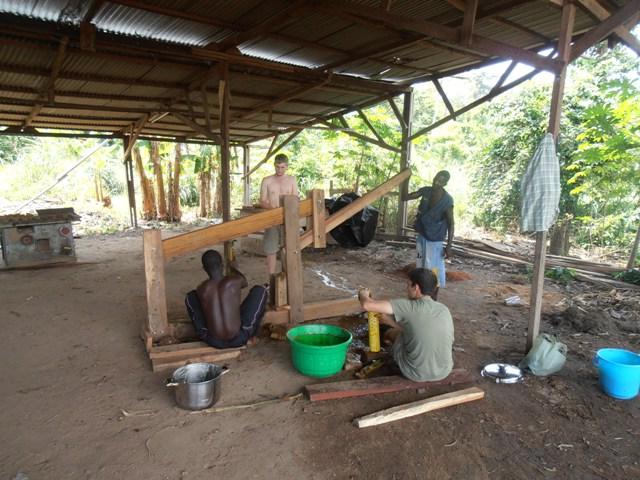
[305,368,473,402]
[151,348,243,372]
[354,387,485,428]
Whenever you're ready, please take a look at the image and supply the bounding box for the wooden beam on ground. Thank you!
[149,341,244,360]
[570,0,640,62]
[300,169,411,249]
[263,297,363,325]
[143,229,169,340]
[163,198,312,259]
[354,387,485,428]
[310,189,327,248]
[283,195,304,325]
[305,369,473,401]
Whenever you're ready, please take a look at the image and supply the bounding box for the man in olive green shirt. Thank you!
[358,268,454,382]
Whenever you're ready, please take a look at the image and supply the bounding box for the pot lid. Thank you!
[481,363,523,384]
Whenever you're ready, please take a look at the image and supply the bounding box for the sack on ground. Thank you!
[519,333,567,376]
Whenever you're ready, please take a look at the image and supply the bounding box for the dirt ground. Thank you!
[2,230,639,480]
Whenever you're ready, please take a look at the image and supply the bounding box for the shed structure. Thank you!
[1,0,638,352]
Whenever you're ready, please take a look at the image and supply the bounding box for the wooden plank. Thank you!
[299,169,411,249]
[150,345,245,361]
[311,189,326,248]
[527,231,548,351]
[143,229,169,340]
[354,387,485,428]
[151,349,242,372]
[163,198,312,259]
[263,297,363,325]
[305,369,473,401]
[270,272,288,307]
[461,0,479,46]
[283,195,304,324]
[150,341,210,354]
[577,0,640,54]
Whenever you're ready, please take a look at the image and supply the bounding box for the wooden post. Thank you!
[143,229,169,340]
[527,0,575,351]
[122,137,138,228]
[310,189,326,248]
[219,63,233,264]
[243,144,251,206]
[628,223,640,269]
[282,195,304,325]
[270,272,288,307]
[397,90,414,235]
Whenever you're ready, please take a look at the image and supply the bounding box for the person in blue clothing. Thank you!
[404,170,454,288]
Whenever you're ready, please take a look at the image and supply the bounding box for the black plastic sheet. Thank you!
[325,193,379,247]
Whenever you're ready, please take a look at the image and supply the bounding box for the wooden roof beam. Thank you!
[107,0,242,30]
[315,2,563,73]
[575,0,640,55]
[460,0,479,46]
[172,111,221,143]
[490,17,552,44]
[432,79,456,119]
[570,0,640,61]
[211,1,307,51]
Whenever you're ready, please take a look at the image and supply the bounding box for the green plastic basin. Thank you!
[287,324,353,378]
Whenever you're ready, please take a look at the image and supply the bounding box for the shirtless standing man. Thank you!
[260,153,298,276]
[185,250,268,348]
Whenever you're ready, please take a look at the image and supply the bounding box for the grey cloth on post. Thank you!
[520,133,560,232]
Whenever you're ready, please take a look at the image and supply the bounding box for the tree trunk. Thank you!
[550,217,571,256]
[150,141,167,220]
[170,143,182,222]
[211,148,222,215]
[133,145,157,220]
[628,222,640,269]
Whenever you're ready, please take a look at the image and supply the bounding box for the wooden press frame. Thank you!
[142,169,411,349]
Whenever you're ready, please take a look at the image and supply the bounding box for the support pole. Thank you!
[242,144,251,206]
[310,189,326,248]
[123,137,138,228]
[397,90,414,235]
[283,195,304,325]
[527,0,575,351]
[628,223,640,269]
[219,63,233,265]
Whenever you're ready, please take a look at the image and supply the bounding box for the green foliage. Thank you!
[613,268,640,285]
[0,136,37,164]
[545,266,577,284]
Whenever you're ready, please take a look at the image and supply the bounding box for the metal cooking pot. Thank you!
[166,363,229,410]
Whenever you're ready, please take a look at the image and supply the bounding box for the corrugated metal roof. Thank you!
[0,0,635,143]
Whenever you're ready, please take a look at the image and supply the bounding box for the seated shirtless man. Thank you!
[185,250,268,348]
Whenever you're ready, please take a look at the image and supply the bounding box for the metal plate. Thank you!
[481,363,523,384]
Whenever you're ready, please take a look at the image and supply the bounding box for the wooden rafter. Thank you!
[575,0,640,55]
[490,17,551,44]
[432,79,456,119]
[172,111,221,143]
[212,1,307,51]
[489,60,517,94]
[460,0,479,46]
[387,98,406,130]
[243,130,302,178]
[570,0,640,62]
[357,109,385,144]
[322,117,401,153]
[122,113,150,160]
[312,1,563,73]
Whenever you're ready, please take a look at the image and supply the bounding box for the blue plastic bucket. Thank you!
[593,349,640,400]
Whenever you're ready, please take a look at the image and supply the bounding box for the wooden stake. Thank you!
[354,387,485,428]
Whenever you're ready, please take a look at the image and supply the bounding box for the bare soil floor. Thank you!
[2,231,639,480]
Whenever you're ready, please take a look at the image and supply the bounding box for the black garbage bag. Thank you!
[324,192,379,247]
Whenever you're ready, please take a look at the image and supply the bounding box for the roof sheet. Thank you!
[0,0,636,144]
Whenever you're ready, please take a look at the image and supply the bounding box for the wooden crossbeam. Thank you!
[243,130,302,179]
[320,118,400,153]
[162,198,313,259]
[263,297,363,325]
[172,111,221,143]
[357,109,386,144]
